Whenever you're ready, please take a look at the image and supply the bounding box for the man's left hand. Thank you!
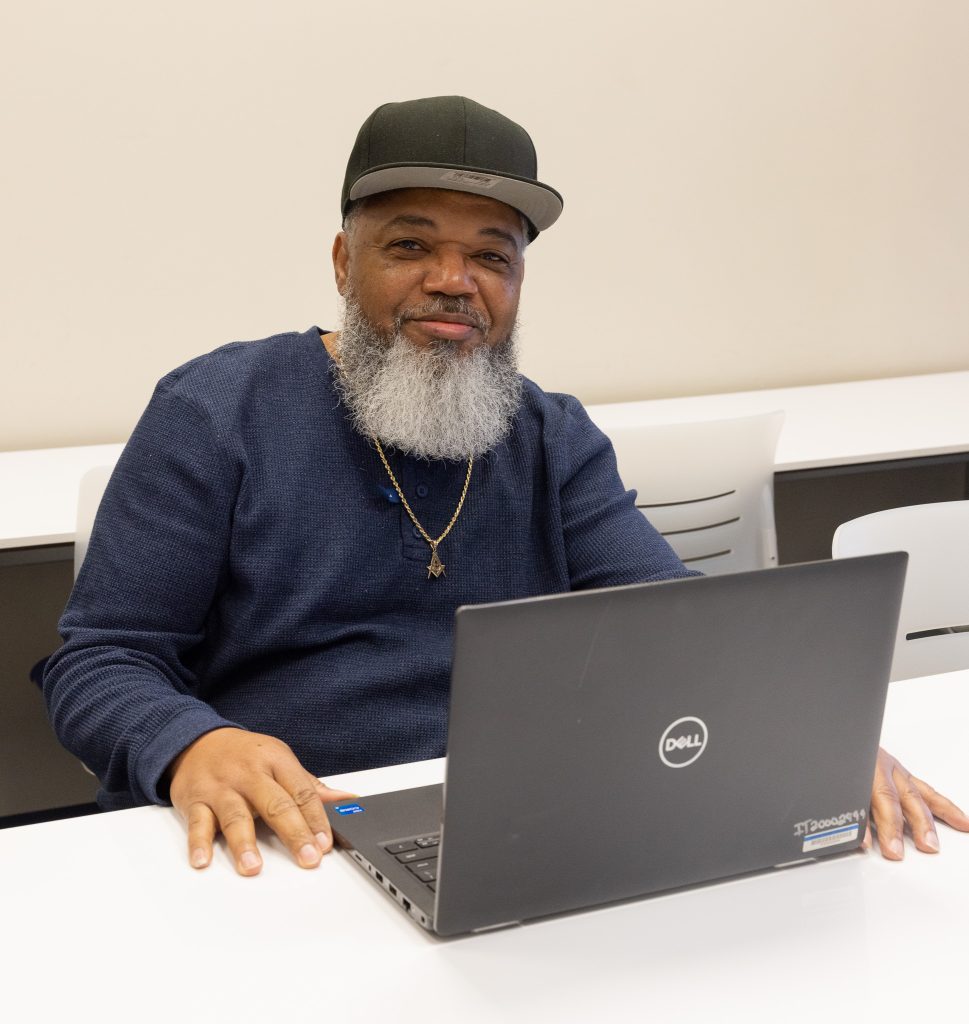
[867,747,969,858]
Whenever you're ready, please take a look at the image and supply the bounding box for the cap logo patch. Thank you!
[440,169,501,189]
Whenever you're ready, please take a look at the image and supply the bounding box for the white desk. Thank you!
[586,368,969,472]
[2,370,967,551]
[2,670,966,1023]
[0,442,123,552]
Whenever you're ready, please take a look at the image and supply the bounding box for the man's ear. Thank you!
[332,231,349,296]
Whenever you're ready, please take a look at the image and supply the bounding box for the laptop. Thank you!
[326,554,906,936]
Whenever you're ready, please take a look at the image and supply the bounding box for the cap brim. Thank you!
[348,163,563,234]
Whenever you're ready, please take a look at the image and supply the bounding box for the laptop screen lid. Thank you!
[431,554,906,935]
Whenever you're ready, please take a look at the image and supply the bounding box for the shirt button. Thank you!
[412,526,423,539]
[415,483,429,498]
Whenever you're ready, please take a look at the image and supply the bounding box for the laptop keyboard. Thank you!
[382,834,441,892]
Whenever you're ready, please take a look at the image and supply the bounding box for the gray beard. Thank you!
[332,293,523,461]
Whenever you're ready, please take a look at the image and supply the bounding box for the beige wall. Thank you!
[2,1,967,452]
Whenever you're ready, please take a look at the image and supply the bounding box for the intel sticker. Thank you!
[335,803,365,816]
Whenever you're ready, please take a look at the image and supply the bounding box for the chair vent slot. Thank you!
[637,489,737,510]
[905,625,969,641]
[661,516,741,538]
[682,549,732,563]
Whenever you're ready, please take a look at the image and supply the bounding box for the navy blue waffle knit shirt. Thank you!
[43,327,694,809]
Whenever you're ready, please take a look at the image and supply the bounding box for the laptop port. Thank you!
[402,898,411,912]
[389,884,398,896]
[375,871,384,883]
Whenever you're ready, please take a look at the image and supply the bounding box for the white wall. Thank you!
[2,0,968,451]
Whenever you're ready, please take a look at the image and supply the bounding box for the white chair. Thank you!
[832,501,969,681]
[74,465,116,579]
[596,410,785,575]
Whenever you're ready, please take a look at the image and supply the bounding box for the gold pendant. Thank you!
[427,544,445,579]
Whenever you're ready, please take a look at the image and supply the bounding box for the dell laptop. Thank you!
[326,554,906,936]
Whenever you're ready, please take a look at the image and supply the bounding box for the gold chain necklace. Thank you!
[373,437,473,579]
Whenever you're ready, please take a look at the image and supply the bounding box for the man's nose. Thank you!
[422,249,478,296]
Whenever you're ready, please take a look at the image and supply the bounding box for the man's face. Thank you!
[332,188,526,356]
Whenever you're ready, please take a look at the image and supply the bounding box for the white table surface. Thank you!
[2,670,966,1023]
[2,370,968,550]
[586,368,969,472]
[0,442,123,550]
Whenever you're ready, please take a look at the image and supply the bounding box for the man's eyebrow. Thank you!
[478,226,522,253]
[380,214,522,253]
[382,214,438,231]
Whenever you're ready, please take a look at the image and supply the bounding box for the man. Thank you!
[44,96,968,876]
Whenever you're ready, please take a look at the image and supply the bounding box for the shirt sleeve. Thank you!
[42,384,244,808]
[551,395,701,590]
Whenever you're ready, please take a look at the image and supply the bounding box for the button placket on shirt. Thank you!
[396,461,468,564]
[398,460,431,561]
[410,484,429,543]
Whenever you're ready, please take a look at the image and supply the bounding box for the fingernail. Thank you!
[888,837,904,859]
[315,832,332,851]
[924,831,940,852]
[299,843,321,867]
[190,848,209,869]
[240,851,261,872]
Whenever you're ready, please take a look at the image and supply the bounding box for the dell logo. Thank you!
[659,716,708,768]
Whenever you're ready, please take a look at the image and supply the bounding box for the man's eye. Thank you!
[391,239,424,252]
[478,251,510,264]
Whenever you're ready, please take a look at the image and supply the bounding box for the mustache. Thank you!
[394,298,491,335]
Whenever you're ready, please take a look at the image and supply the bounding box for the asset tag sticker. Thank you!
[802,824,859,853]
[335,803,365,815]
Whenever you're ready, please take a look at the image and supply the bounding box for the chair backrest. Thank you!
[75,465,115,579]
[595,410,785,575]
[832,500,969,681]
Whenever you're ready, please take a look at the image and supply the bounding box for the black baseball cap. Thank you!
[341,96,563,241]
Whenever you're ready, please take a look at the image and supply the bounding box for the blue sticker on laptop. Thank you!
[335,803,365,815]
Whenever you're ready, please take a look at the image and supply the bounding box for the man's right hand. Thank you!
[167,727,356,875]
